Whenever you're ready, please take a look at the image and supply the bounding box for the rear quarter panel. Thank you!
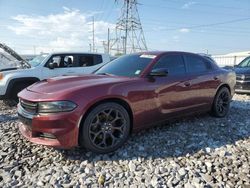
[216,68,236,97]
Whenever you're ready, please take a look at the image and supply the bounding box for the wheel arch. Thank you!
[216,83,231,95]
[5,77,40,98]
[78,97,134,145]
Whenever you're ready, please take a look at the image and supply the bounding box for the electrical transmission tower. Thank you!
[111,0,147,55]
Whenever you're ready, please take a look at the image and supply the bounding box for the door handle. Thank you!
[184,82,191,87]
[67,71,75,73]
[214,76,219,80]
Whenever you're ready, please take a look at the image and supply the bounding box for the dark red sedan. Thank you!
[18,51,236,153]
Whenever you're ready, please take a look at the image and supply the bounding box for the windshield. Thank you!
[28,54,48,67]
[238,57,250,68]
[95,54,155,77]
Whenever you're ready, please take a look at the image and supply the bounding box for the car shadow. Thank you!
[59,105,250,161]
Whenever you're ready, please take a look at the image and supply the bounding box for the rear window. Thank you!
[78,54,103,67]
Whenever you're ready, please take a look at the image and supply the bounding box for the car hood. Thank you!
[234,67,250,75]
[27,74,132,95]
[0,43,30,68]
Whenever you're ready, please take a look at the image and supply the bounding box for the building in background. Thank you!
[213,51,250,67]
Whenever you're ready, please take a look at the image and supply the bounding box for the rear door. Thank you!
[183,54,220,110]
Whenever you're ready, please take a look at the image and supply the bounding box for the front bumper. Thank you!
[0,87,7,100]
[235,81,250,94]
[17,104,80,148]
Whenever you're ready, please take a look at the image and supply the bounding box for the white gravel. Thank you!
[0,94,250,187]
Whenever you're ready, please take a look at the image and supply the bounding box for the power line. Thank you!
[142,3,249,17]
[162,0,250,11]
[153,17,250,31]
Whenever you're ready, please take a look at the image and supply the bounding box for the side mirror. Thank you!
[149,68,168,77]
[48,62,56,69]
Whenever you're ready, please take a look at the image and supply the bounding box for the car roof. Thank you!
[49,52,109,55]
[137,51,203,57]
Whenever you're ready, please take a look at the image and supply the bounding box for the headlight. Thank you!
[38,101,77,113]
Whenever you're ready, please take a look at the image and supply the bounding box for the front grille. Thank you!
[20,100,38,114]
[236,74,250,81]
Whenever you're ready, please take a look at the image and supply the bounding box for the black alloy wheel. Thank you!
[212,87,231,118]
[80,102,130,154]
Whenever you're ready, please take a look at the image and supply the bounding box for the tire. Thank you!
[6,83,31,106]
[3,99,17,107]
[79,102,131,154]
[211,87,231,118]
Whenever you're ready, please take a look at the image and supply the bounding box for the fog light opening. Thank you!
[38,133,56,139]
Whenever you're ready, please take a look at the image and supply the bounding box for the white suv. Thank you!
[0,50,111,105]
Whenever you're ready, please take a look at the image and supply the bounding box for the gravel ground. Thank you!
[0,94,250,187]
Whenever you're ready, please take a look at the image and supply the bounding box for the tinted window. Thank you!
[153,55,186,76]
[78,54,103,67]
[185,55,211,74]
[94,55,103,65]
[95,54,154,77]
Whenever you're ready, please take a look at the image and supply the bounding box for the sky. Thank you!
[0,0,250,55]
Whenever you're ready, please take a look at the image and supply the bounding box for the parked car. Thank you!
[234,56,250,94]
[17,51,236,153]
[0,44,111,105]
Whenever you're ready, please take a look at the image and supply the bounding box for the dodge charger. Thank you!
[17,51,236,153]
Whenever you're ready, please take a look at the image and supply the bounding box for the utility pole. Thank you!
[112,0,147,55]
[89,43,92,52]
[92,17,95,53]
[107,28,110,54]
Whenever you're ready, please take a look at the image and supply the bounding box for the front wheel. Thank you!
[79,102,131,154]
[211,87,231,118]
[5,83,31,107]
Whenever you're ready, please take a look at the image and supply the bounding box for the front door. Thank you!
[149,53,194,119]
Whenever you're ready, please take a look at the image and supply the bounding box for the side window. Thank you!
[93,55,103,65]
[153,55,186,76]
[49,56,61,68]
[77,55,103,67]
[185,55,211,74]
[78,55,95,67]
[63,56,74,67]
[47,55,77,68]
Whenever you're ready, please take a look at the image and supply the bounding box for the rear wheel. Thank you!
[211,87,231,118]
[79,102,131,154]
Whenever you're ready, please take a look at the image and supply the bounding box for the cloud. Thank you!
[182,1,196,9]
[7,7,115,53]
[179,28,190,33]
[173,35,180,42]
